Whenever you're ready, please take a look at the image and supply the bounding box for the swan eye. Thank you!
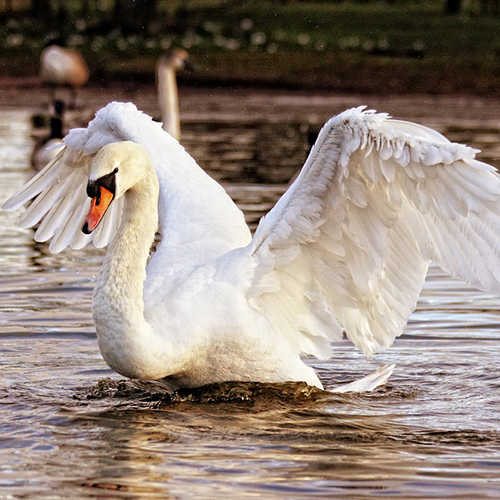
[95,169,117,195]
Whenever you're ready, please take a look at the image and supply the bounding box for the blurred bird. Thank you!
[5,103,500,392]
[40,40,89,109]
[156,49,194,140]
[31,100,65,170]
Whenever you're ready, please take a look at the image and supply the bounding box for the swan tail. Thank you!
[330,364,395,393]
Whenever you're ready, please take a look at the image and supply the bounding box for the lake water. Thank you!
[1,104,500,499]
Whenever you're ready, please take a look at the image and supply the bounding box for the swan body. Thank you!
[5,102,500,389]
[41,43,89,107]
[156,49,192,140]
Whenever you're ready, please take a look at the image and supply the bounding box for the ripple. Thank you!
[2,108,500,498]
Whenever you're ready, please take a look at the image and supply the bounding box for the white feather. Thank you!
[247,106,500,356]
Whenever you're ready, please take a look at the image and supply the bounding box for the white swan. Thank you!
[156,49,192,140]
[4,102,500,390]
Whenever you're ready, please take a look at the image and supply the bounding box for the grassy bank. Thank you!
[2,1,500,94]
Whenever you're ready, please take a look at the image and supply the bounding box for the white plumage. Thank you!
[4,102,500,390]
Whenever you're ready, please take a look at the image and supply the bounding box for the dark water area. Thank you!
[1,106,500,498]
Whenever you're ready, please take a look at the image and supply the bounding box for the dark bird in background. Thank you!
[31,100,65,170]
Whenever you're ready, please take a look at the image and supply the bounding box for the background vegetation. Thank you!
[2,0,500,94]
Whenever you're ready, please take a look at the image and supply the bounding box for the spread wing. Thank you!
[2,145,126,253]
[3,102,251,260]
[0,104,137,253]
[246,107,500,358]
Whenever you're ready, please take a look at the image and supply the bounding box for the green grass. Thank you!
[2,1,500,94]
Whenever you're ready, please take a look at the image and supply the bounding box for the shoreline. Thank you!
[1,78,500,128]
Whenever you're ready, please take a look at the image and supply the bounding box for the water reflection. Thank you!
[1,107,500,498]
[184,120,309,183]
[24,382,500,498]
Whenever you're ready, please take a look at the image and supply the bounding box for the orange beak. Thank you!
[82,186,114,234]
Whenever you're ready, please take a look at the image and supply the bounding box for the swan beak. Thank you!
[184,59,196,72]
[82,186,114,234]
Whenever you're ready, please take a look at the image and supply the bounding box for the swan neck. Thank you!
[92,166,164,379]
[158,64,180,140]
[99,180,158,309]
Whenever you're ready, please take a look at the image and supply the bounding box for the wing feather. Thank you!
[18,184,60,228]
[2,151,67,212]
[1,105,147,253]
[246,107,500,357]
[5,101,252,280]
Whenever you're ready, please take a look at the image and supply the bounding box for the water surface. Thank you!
[1,106,500,498]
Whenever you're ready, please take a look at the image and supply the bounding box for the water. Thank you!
[1,105,500,499]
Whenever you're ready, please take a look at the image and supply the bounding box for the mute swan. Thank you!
[156,49,193,140]
[41,41,89,108]
[5,102,500,390]
[31,100,65,170]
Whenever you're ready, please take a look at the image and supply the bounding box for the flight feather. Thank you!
[246,107,500,356]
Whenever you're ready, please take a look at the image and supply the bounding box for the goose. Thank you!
[4,102,500,391]
[31,100,65,170]
[156,49,193,140]
[40,40,89,108]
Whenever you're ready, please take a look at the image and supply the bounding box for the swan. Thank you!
[41,41,89,108]
[4,102,500,390]
[156,49,193,140]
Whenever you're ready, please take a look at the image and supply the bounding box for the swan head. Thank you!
[158,48,194,72]
[82,141,153,234]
